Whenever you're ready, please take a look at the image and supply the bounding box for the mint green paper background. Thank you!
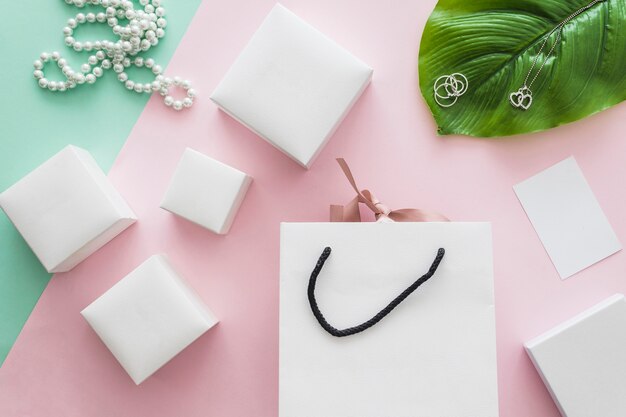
[0,0,202,365]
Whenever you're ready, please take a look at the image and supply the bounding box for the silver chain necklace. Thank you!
[509,0,605,110]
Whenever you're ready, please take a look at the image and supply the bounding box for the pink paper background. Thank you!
[1,1,625,416]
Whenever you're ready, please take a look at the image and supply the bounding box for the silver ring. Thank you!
[434,73,468,108]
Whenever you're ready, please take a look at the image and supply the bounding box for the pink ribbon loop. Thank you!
[330,158,449,223]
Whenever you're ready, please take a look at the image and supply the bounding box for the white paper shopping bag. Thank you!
[280,222,498,417]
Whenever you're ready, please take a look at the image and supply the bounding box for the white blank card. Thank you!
[514,157,621,279]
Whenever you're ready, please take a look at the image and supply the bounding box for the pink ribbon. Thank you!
[330,158,449,223]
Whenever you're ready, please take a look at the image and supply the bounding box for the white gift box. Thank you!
[0,145,136,273]
[280,222,498,417]
[81,255,218,385]
[210,4,373,168]
[160,148,252,234]
[525,294,626,417]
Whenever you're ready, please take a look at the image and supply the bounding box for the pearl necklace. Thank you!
[33,0,195,111]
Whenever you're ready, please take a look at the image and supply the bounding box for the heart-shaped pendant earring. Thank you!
[509,86,533,110]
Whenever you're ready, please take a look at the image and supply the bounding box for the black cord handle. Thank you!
[307,247,445,337]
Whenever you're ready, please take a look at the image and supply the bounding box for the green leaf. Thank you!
[418,0,626,137]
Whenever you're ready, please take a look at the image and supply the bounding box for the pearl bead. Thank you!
[33,0,192,110]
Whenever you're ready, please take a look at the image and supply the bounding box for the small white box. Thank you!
[211,4,373,168]
[0,145,137,273]
[525,294,626,417]
[81,255,218,385]
[160,148,252,234]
